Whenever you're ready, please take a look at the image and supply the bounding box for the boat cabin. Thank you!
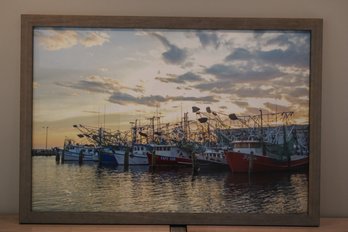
[232,140,263,155]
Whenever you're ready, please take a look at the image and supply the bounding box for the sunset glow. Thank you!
[33,28,310,149]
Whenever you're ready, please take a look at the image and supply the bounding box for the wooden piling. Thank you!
[248,151,253,175]
[55,150,60,163]
[150,151,156,172]
[192,153,199,174]
[124,147,130,171]
[78,149,84,165]
[61,150,65,164]
[151,151,156,167]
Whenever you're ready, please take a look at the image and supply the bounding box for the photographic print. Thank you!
[20,16,322,225]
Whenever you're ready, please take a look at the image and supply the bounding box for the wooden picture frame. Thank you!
[20,15,322,226]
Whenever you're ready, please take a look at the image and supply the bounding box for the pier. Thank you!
[32,148,59,156]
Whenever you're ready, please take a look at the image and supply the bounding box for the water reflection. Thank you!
[32,156,308,213]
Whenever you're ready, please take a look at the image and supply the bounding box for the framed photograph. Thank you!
[20,15,322,226]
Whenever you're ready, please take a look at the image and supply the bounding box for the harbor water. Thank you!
[32,156,308,214]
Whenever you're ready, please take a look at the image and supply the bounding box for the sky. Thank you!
[32,27,310,149]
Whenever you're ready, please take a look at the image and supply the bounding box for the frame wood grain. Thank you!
[20,15,322,226]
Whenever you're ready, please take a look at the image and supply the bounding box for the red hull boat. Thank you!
[224,140,309,173]
[146,144,192,166]
[225,151,309,173]
[146,153,192,166]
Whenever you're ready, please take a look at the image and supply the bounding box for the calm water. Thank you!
[32,156,308,213]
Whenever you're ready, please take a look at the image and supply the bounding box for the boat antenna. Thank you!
[103,104,106,129]
[97,106,100,128]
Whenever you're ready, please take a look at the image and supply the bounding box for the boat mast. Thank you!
[259,109,265,155]
[282,124,290,167]
[183,112,189,141]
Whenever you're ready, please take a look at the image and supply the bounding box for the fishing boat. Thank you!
[218,109,310,173]
[130,144,150,165]
[224,140,308,173]
[100,144,149,165]
[62,139,99,162]
[97,147,118,166]
[71,122,151,165]
[195,148,229,168]
[146,144,192,166]
[98,146,125,164]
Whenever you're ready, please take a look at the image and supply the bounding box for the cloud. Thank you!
[205,63,283,82]
[263,102,291,113]
[264,97,309,122]
[223,32,310,68]
[79,32,110,47]
[56,75,140,94]
[193,63,308,101]
[272,76,308,88]
[150,33,187,65]
[109,93,166,107]
[178,72,203,82]
[169,96,218,103]
[56,75,120,93]
[35,29,78,51]
[108,92,218,107]
[134,84,145,94]
[233,86,280,99]
[233,101,249,108]
[283,95,309,109]
[194,79,285,99]
[256,48,309,68]
[196,31,219,48]
[266,32,309,50]
[225,48,252,61]
[51,71,214,108]
[176,86,192,90]
[240,104,294,116]
[193,80,232,93]
[35,29,110,51]
[155,72,203,84]
[200,32,311,104]
[243,107,270,115]
[288,87,309,98]
[193,58,304,96]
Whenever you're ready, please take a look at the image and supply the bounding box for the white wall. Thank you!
[0,0,347,216]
